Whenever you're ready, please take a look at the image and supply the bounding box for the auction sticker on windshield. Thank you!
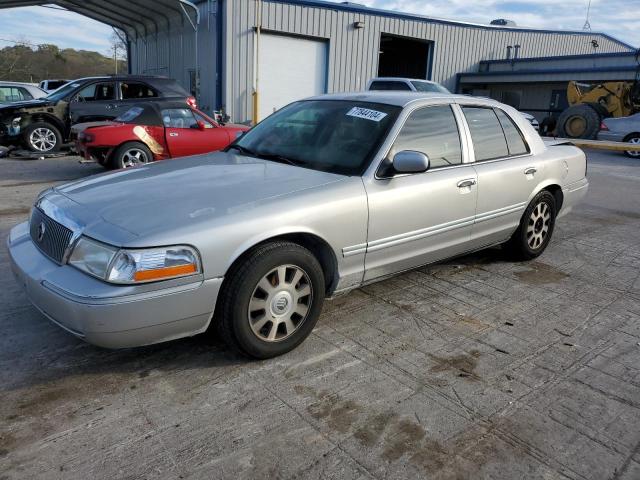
[346,107,388,122]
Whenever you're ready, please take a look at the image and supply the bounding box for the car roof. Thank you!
[0,81,38,87]
[308,91,500,108]
[117,100,195,126]
[369,77,440,84]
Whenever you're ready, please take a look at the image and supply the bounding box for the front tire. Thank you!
[24,122,62,153]
[111,141,153,169]
[623,134,640,158]
[216,241,325,359]
[556,105,601,139]
[505,191,557,260]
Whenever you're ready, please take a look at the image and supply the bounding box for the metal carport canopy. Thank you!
[0,0,199,40]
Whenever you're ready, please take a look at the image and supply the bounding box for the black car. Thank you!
[0,75,195,153]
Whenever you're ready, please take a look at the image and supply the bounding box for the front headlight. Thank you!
[68,237,201,284]
[68,237,117,279]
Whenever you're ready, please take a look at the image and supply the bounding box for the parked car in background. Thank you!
[74,101,248,169]
[367,77,450,93]
[597,113,640,158]
[38,79,70,92]
[0,81,47,105]
[8,92,588,359]
[0,75,196,153]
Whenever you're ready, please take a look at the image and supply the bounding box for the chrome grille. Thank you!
[30,208,73,263]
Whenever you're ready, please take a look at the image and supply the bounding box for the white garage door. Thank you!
[258,34,327,121]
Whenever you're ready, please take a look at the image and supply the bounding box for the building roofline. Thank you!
[482,51,640,65]
[459,65,639,79]
[220,0,637,50]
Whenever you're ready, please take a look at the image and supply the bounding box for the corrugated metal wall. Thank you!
[129,1,220,113]
[129,0,632,123]
[223,0,631,122]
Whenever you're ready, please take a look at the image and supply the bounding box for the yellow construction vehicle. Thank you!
[556,79,640,139]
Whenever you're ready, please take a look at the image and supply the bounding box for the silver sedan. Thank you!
[8,92,588,358]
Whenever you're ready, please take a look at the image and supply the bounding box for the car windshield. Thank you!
[45,81,81,102]
[410,81,450,93]
[231,100,401,176]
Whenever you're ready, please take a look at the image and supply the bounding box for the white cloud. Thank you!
[0,6,113,53]
[327,0,640,47]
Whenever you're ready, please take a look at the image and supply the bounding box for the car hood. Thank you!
[0,98,53,112]
[51,151,345,243]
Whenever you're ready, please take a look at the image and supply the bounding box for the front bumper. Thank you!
[7,222,222,348]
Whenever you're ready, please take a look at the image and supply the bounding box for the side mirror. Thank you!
[392,150,430,174]
[197,120,206,131]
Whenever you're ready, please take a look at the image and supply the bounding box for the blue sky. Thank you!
[0,0,638,53]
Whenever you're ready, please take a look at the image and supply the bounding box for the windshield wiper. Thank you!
[254,152,305,167]
[227,144,256,156]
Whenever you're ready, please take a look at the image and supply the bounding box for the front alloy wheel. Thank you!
[248,264,313,342]
[29,127,57,152]
[216,241,325,359]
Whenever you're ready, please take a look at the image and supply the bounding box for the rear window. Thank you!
[410,81,450,94]
[121,82,158,100]
[47,80,67,90]
[369,81,412,91]
[116,107,144,123]
[495,109,529,156]
[462,107,509,161]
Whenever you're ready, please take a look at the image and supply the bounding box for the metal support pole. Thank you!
[253,0,262,124]
[179,0,200,101]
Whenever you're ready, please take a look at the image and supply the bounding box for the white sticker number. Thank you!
[346,107,388,122]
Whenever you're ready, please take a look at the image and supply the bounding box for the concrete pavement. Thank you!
[1,150,639,479]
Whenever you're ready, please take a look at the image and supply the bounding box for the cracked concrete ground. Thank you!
[1,150,639,480]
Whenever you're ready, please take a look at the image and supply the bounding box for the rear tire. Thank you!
[556,105,601,139]
[505,191,557,261]
[111,141,153,169]
[216,241,325,359]
[24,122,62,153]
[623,133,640,158]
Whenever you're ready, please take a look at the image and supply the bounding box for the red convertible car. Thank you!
[74,101,248,169]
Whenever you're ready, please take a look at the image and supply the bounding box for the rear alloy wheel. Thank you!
[112,142,153,169]
[624,135,640,158]
[505,191,557,260]
[216,241,325,359]
[24,122,62,153]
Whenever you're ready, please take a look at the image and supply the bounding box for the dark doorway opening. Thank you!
[378,34,432,79]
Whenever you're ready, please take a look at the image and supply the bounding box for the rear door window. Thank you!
[76,82,116,102]
[369,81,412,91]
[120,82,158,100]
[392,105,463,169]
[462,107,509,161]
[495,109,529,156]
[162,108,198,129]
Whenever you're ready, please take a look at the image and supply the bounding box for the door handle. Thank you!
[169,132,179,137]
[457,179,477,188]
[106,104,117,110]
[524,167,537,176]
